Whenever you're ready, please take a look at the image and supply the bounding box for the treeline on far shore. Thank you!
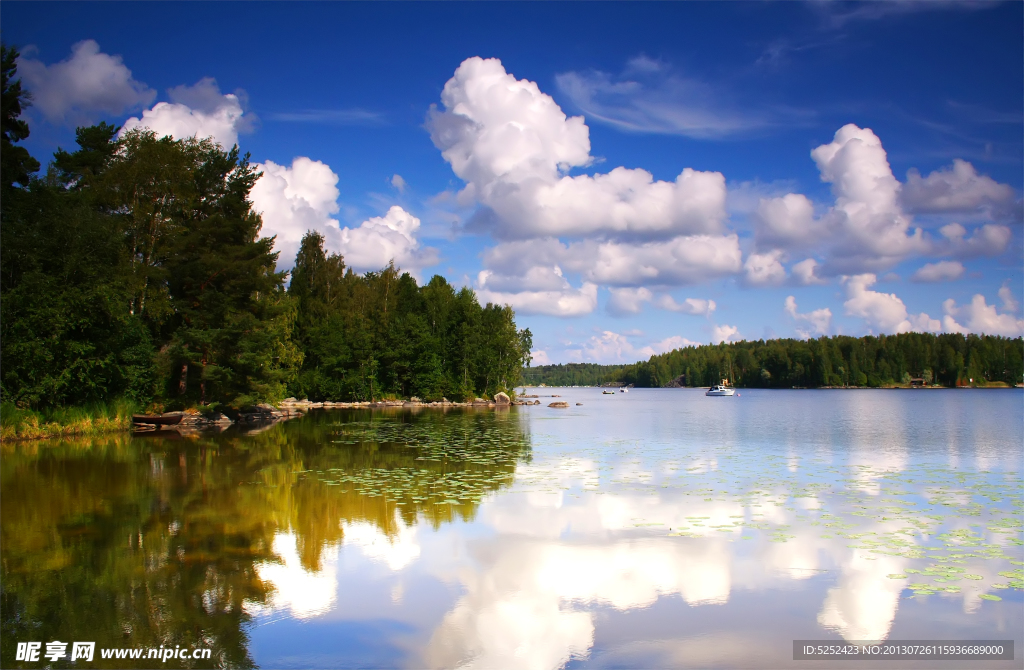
[525,333,1023,389]
[0,46,532,425]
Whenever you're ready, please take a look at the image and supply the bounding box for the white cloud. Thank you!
[711,324,740,344]
[479,265,576,293]
[654,295,716,316]
[583,235,742,286]
[902,159,1019,220]
[17,40,155,124]
[754,193,823,249]
[784,296,832,338]
[478,234,741,317]
[607,287,653,316]
[749,126,1017,276]
[647,335,701,354]
[571,330,698,363]
[938,222,1012,258]
[250,157,341,270]
[743,250,787,286]
[390,174,407,193]
[843,274,940,334]
[791,258,827,285]
[910,260,964,283]
[554,57,776,138]
[811,124,929,273]
[338,206,439,274]
[121,78,254,149]
[999,284,1019,313]
[251,162,435,275]
[581,331,645,362]
[529,350,552,366]
[428,57,728,242]
[942,295,1024,337]
[476,271,598,317]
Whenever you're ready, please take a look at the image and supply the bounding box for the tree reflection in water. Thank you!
[1,408,531,668]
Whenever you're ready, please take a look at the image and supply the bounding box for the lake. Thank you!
[2,388,1021,669]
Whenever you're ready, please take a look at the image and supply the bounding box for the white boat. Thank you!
[706,379,736,396]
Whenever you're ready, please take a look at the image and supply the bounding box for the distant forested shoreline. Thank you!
[1,46,531,413]
[524,333,1023,389]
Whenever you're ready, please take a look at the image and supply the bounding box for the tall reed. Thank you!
[0,399,140,441]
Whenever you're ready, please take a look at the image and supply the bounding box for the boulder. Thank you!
[548,401,570,408]
[494,391,511,405]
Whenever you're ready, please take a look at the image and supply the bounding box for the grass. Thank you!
[0,399,141,441]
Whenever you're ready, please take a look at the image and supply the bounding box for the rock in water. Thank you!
[494,391,511,405]
[548,401,570,408]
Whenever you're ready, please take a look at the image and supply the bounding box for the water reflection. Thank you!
[1,409,531,668]
[2,391,1021,670]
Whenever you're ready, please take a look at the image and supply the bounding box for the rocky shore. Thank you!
[132,392,545,434]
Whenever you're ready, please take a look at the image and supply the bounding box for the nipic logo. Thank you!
[16,641,95,662]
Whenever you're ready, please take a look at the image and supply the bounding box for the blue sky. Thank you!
[5,1,1022,364]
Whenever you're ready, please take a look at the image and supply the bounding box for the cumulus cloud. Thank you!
[654,295,716,316]
[428,57,729,242]
[711,324,740,344]
[743,250,787,286]
[581,331,646,363]
[942,295,1024,337]
[753,193,823,249]
[791,258,826,285]
[390,174,407,193]
[250,157,342,269]
[476,271,598,317]
[584,234,742,286]
[529,350,552,366]
[999,284,1019,313]
[17,40,155,124]
[938,222,1012,258]
[250,160,434,274]
[121,78,255,149]
[843,274,940,334]
[784,296,832,338]
[910,260,964,283]
[338,206,439,274]
[811,124,929,273]
[902,159,1020,220]
[480,234,742,295]
[752,127,1017,278]
[575,330,698,363]
[648,335,701,353]
[607,287,653,316]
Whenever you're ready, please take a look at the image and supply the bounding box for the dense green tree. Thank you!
[1,44,40,191]
[524,333,1022,390]
[286,231,532,402]
[2,51,305,411]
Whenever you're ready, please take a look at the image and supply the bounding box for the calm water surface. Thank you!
[2,389,1022,669]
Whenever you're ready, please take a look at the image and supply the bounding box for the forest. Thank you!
[520,362,627,387]
[0,46,531,412]
[526,333,1023,389]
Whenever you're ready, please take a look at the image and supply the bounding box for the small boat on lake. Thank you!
[132,414,183,426]
[602,390,615,395]
[705,380,736,397]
